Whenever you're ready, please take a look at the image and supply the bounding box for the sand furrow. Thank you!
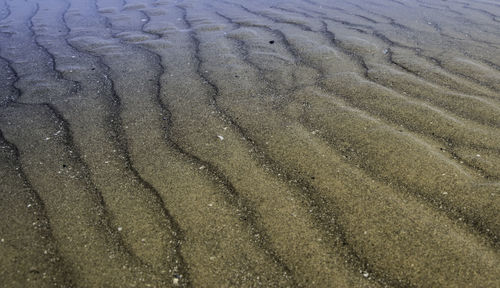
[219,1,500,240]
[0,103,170,286]
[60,0,186,277]
[193,2,500,286]
[1,0,499,286]
[135,4,380,287]
[0,130,73,287]
[0,0,176,285]
[80,1,298,286]
[209,10,390,286]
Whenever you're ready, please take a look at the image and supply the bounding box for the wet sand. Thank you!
[0,0,499,287]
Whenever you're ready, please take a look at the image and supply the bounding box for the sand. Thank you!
[0,0,499,287]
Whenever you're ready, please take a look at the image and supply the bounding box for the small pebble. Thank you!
[173,275,180,285]
[117,227,123,232]
[217,135,224,141]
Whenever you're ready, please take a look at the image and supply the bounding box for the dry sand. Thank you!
[0,0,499,287]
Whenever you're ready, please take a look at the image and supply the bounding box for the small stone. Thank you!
[172,275,180,285]
[217,135,224,141]
[117,227,123,232]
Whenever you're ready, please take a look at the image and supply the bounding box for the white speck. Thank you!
[223,127,228,130]
[363,231,367,235]
[442,192,448,195]
[104,161,110,164]
[1,238,4,242]
[383,48,389,54]
[476,154,481,157]
[141,19,147,22]
[44,137,50,141]
[363,272,369,278]
[199,165,205,170]
[27,204,32,208]
[208,203,213,207]
[173,277,179,285]
[71,55,76,58]
[44,250,48,254]
[117,227,123,232]
[209,256,216,260]
[217,135,224,141]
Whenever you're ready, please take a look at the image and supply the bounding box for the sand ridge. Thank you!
[0,0,499,287]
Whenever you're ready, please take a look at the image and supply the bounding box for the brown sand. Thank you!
[0,0,499,287]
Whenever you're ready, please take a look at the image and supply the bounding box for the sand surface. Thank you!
[0,0,499,287]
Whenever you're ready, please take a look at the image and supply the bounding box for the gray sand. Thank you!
[0,0,499,287]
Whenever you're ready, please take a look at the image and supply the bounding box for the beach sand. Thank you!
[0,0,499,287]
